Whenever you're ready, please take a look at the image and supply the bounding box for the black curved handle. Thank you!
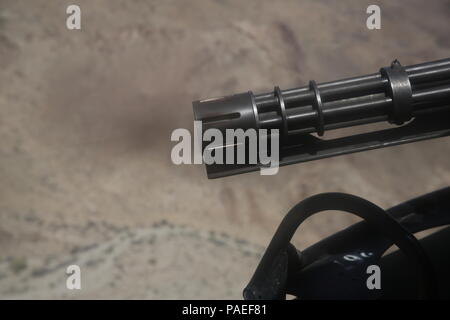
[244,193,437,300]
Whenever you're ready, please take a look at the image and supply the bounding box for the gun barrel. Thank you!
[193,58,450,178]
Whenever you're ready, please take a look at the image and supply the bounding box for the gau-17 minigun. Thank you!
[192,58,450,299]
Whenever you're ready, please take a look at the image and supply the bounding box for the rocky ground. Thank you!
[0,0,449,299]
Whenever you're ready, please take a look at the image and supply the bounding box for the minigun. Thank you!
[193,58,450,178]
[192,58,450,299]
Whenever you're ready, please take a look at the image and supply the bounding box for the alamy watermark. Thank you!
[66,264,81,290]
[171,121,280,175]
[366,264,381,290]
[367,5,381,30]
[66,5,81,30]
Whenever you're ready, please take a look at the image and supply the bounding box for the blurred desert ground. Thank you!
[0,0,449,299]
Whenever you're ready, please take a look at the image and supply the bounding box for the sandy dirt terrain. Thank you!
[0,0,449,299]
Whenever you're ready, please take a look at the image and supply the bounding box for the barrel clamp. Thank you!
[380,60,413,125]
[274,86,289,144]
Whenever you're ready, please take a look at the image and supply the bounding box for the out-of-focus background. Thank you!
[0,0,449,299]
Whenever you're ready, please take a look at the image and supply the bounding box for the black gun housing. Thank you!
[193,58,450,178]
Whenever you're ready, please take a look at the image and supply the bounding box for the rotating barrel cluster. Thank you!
[193,58,450,178]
